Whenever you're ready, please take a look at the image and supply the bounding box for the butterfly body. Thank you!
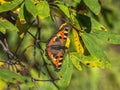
[46,24,69,71]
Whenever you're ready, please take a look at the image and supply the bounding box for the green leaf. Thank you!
[57,54,73,89]
[0,0,24,13]
[0,19,19,34]
[70,52,82,71]
[56,4,70,18]
[108,33,120,44]
[66,0,81,8]
[91,18,107,31]
[36,1,50,19]
[91,30,120,44]
[18,3,26,23]
[0,68,31,84]
[83,0,101,15]
[25,0,38,17]
[81,33,111,68]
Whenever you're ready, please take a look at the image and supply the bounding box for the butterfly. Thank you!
[46,23,69,71]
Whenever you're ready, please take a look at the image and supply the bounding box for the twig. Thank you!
[0,39,14,58]
[0,40,6,49]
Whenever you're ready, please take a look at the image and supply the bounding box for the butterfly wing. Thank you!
[46,24,69,71]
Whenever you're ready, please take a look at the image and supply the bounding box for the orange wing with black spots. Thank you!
[46,24,69,71]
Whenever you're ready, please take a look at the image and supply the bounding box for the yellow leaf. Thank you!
[19,33,24,38]
[82,56,104,68]
[0,0,12,4]
[72,29,84,54]
[0,62,4,66]
[0,0,6,4]
[0,79,7,90]
[65,37,70,48]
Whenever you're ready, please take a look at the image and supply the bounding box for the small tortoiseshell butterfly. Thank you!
[46,23,69,71]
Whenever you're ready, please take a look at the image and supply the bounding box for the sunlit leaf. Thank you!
[19,33,24,38]
[25,0,38,17]
[0,0,6,4]
[57,54,73,89]
[72,29,84,54]
[81,33,111,68]
[65,37,70,48]
[0,79,7,89]
[36,1,50,19]
[70,52,104,69]
[56,4,70,18]
[0,19,19,34]
[0,0,24,13]
[81,55,104,68]
[83,0,101,15]
[70,52,82,71]
[0,27,6,34]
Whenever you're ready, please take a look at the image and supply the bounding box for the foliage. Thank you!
[0,0,120,90]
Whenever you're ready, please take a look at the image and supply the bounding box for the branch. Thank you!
[0,39,14,58]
